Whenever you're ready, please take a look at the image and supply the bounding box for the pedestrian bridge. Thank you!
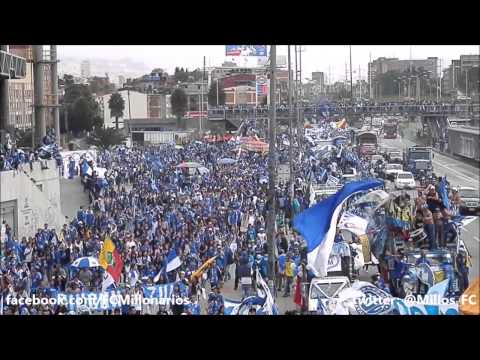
[208,103,479,122]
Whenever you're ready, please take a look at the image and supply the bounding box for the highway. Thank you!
[381,135,479,281]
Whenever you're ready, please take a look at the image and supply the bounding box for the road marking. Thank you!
[474,236,480,243]
[432,160,480,184]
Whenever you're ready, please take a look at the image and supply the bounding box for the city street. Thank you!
[382,135,479,280]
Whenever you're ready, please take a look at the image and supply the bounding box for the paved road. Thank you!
[381,135,479,281]
[60,177,90,220]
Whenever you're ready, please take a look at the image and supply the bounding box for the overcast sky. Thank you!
[58,45,479,82]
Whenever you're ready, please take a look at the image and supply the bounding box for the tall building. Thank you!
[7,46,34,130]
[118,75,125,88]
[369,57,439,81]
[80,60,91,79]
[311,71,325,94]
[8,63,33,130]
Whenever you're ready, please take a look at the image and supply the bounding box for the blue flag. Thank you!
[438,177,450,210]
[293,179,383,277]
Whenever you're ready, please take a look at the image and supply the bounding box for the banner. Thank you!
[226,45,267,57]
[142,283,174,299]
[327,254,342,272]
[338,212,368,237]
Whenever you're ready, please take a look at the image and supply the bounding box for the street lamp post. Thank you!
[267,45,277,295]
[465,69,468,97]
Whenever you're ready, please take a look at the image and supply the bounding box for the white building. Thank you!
[80,60,91,79]
[101,90,147,129]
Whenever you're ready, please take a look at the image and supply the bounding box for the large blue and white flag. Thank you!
[166,249,182,273]
[293,179,383,277]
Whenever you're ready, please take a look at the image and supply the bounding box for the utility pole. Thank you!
[287,45,294,202]
[200,55,205,135]
[33,45,46,146]
[267,45,277,294]
[50,45,60,145]
[359,65,362,99]
[294,46,300,147]
[298,46,304,146]
[465,69,468,97]
[369,52,372,100]
[349,45,353,100]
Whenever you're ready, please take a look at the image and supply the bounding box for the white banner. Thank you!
[338,212,368,237]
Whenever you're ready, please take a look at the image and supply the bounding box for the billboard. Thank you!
[226,45,267,57]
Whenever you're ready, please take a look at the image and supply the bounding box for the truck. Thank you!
[404,146,434,178]
[355,130,378,158]
[383,118,398,139]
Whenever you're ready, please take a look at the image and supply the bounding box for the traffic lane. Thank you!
[381,137,479,188]
[390,136,479,184]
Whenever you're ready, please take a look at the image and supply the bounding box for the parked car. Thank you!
[394,171,416,190]
[455,186,480,215]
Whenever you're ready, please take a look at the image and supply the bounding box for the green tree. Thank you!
[208,80,225,106]
[68,96,99,133]
[108,92,125,129]
[87,127,127,149]
[63,74,75,87]
[171,88,187,119]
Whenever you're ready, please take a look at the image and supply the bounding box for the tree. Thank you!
[171,88,188,120]
[63,74,74,87]
[87,127,127,149]
[68,97,99,133]
[208,80,225,106]
[108,93,125,129]
[89,76,116,96]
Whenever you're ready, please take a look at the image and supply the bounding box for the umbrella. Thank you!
[218,158,237,165]
[71,256,100,268]
[198,166,210,175]
[176,161,202,169]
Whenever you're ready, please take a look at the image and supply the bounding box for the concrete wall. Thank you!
[0,159,65,239]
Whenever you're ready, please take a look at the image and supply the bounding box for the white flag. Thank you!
[102,272,115,292]
[338,211,368,237]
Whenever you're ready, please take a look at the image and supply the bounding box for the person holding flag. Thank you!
[99,234,123,292]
